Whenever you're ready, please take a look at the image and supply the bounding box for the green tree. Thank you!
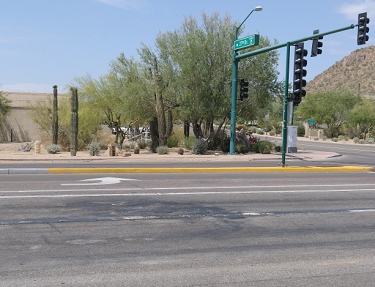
[144,12,282,143]
[75,55,155,147]
[348,98,375,139]
[295,90,361,137]
[0,91,11,125]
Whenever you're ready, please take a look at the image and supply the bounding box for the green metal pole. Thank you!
[230,53,238,154]
[236,25,355,61]
[281,42,291,167]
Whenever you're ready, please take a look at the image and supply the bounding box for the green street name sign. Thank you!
[234,34,259,51]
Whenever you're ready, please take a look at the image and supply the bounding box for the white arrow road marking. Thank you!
[61,177,139,186]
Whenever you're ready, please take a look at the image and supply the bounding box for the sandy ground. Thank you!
[0,141,267,163]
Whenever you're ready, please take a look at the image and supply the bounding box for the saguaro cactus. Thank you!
[52,85,58,145]
[70,87,79,156]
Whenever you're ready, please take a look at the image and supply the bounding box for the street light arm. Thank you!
[236,10,254,39]
[236,6,262,39]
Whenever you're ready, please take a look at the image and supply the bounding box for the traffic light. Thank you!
[239,79,249,101]
[292,43,307,106]
[311,29,323,57]
[357,12,370,45]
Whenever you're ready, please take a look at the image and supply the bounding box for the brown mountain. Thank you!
[306,45,375,96]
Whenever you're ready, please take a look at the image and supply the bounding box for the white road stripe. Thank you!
[1,182,375,194]
[1,188,375,199]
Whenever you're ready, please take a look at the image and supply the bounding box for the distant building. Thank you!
[0,92,54,142]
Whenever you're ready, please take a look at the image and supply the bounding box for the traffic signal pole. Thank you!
[282,42,291,166]
[229,24,356,161]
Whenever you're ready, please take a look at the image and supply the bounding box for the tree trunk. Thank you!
[70,87,78,156]
[149,117,159,153]
[184,122,190,137]
[52,85,58,145]
[192,120,203,138]
[153,57,167,146]
[165,109,173,138]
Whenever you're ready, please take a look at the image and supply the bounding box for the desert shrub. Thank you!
[256,129,265,135]
[338,135,345,141]
[46,144,61,154]
[353,137,360,143]
[178,148,184,155]
[314,137,319,141]
[191,138,208,155]
[87,140,101,156]
[366,137,375,144]
[297,124,305,137]
[269,130,275,136]
[322,135,327,141]
[137,140,147,149]
[156,145,169,154]
[331,137,338,142]
[251,140,273,154]
[183,136,195,149]
[220,136,230,153]
[235,144,248,154]
[167,135,179,148]
[359,139,365,144]
[134,147,140,154]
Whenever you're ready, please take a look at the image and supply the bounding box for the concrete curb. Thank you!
[42,166,373,174]
[1,166,373,174]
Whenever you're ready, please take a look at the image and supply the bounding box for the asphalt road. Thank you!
[1,172,375,286]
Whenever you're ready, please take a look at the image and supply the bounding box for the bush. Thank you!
[359,139,365,144]
[134,147,140,154]
[251,140,273,154]
[156,145,169,154]
[314,137,319,141]
[46,144,61,154]
[275,145,281,153]
[220,136,230,153]
[332,137,338,142]
[167,135,179,148]
[297,124,305,137]
[366,138,375,144]
[235,144,248,154]
[322,135,327,141]
[137,140,148,149]
[256,129,265,135]
[87,140,101,156]
[338,135,345,141]
[191,138,208,155]
[183,137,195,149]
[353,137,360,143]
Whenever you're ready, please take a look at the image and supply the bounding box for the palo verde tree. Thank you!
[142,12,283,145]
[75,54,155,148]
[295,90,361,137]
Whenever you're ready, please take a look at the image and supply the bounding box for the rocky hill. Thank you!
[306,45,375,96]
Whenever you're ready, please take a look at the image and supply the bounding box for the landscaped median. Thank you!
[46,166,374,174]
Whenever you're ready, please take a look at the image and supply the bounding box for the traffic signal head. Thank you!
[357,12,370,45]
[293,43,308,106]
[311,29,323,57]
[239,79,249,101]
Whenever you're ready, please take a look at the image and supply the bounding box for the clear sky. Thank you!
[0,0,374,94]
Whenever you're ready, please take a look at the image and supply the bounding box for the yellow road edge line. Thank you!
[47,166,374,174]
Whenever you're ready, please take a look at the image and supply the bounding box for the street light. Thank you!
[235,6,263,39]
[230,6,262,154]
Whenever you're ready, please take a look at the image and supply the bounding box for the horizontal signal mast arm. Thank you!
[235,24,355,61]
